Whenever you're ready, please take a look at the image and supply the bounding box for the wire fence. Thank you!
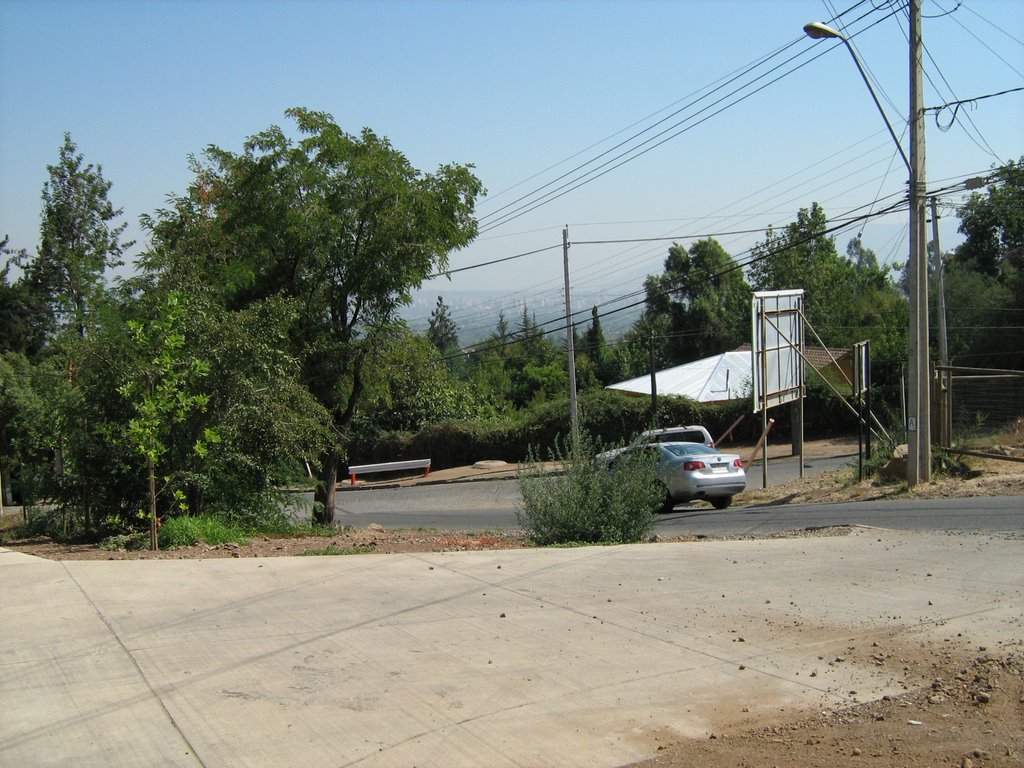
[934,366,1024,462]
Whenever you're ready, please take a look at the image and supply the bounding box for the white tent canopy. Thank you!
[606,351,751,403]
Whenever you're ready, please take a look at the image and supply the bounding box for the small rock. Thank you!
[367,523,384,531]
[499,613,506,618]
[975,691,991,704]
[961,758,974,768]
[739,665,746,670]
[852,747,862,756]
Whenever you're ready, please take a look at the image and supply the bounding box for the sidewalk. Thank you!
[2,526,1020,767]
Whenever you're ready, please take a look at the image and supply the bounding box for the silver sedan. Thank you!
[654,442,746,510]
[597,441,747,511]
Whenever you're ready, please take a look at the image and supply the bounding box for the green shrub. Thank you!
[159,515,250,549]
[516,433,663,546]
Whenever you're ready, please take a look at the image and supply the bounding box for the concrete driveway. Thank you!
[2,527,1021,767]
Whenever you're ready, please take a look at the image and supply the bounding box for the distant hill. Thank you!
[403,288,643,346]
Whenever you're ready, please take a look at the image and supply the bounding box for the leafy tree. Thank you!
[356,327,495,434]
[846,234,879,271]
[119,293,215,550]
[142,108,483,524]
[643,238,751,364]
[1,240,47,359]
[19,133,131,339]
[954,157,1024,308]
[427,295,459,355]
[750,203,902,348]
[938,261,1016,368]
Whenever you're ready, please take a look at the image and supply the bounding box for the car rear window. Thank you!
[663,443,718,457]
[654,430,707,443]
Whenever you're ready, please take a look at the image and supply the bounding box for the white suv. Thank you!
[639,425,714,447]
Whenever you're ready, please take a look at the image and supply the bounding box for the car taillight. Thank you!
[683,460,706,471]
[733,458,743,468]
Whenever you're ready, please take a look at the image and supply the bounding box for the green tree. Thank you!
[939,261,1016,368]
[846,234,879,271]
[954,157,1024,309]
[955,158,1024,276]
[356,327,495,434]
[643,238,751,364]
[20,133,131,339]
[581,306,624,386]
[142,108,483,524]
[1,239,47,359]
[427,295,459,355]
[750,204,902,348]
[119,293,215,550]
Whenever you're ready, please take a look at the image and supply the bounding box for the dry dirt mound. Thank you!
[631,646,1024,768]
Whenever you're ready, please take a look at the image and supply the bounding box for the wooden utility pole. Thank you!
[562,226,578,440]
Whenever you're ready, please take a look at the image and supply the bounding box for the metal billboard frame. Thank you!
[751,290,805,487]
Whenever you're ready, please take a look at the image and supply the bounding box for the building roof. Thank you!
[606,346,853,403]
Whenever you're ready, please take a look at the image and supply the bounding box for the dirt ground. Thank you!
[3,440,1023,767]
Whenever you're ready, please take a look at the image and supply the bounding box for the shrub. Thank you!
[516,433,663,545]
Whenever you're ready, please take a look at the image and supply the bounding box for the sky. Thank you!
[2,0,1022,335]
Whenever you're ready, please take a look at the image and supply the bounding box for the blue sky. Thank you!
[2,0,1022,331]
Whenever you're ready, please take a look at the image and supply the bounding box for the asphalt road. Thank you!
[324,452,1024,536]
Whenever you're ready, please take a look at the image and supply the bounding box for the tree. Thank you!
[846,235,879,271]
[20,133,131,339]
[427,295,459,355]
[750,204,901,348]
[356,327,495,434]
[1,239,47,359]
[642,238,751,364]
[954,157,1024,308]
[119,293,215,550]
[582,305,624,386]
[143,109,483,524]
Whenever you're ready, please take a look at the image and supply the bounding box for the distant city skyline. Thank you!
[3,0,1022,335]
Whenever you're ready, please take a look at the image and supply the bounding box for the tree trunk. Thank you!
[148,456,158,551]
[313,451,340,525]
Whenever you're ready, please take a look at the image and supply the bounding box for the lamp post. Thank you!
[803,3,931,486]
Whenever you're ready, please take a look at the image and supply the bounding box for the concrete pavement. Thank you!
[2,527,1021,767]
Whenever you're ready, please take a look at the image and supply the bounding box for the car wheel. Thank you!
[660,487,676,513]
[710,496,732,510]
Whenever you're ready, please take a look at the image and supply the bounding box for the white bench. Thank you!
[346,459,431,485]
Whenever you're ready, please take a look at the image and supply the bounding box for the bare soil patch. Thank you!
[630,643,1024,768]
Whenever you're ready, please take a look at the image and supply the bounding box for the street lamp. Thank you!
[804,7,931,486]
[802,23,910,173]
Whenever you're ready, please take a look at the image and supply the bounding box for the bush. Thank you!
[159,515,250,548]
[516,433,663,545]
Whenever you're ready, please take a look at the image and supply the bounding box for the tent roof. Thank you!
[606,350,752,403]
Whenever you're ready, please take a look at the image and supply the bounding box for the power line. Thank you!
[473,2,902,234]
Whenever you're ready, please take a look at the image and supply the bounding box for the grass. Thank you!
[299,544,376,556]
[159,516,251,548]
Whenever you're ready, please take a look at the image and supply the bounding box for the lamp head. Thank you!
[803,21,843,40]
